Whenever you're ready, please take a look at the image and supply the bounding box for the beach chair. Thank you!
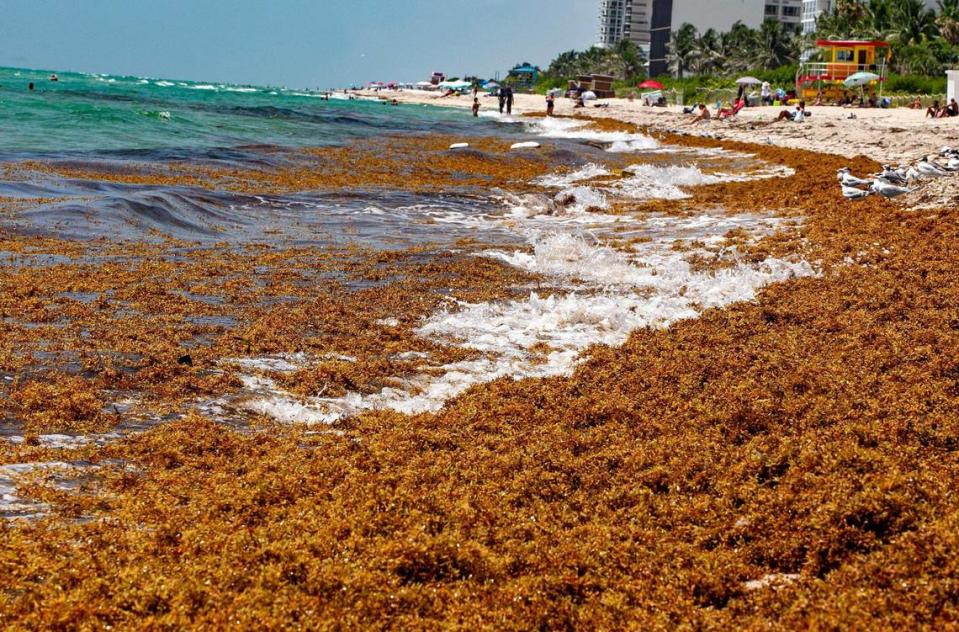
[718,100,746,120]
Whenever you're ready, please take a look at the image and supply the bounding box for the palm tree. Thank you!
[547,50,581,79]
[723,21,759,72]
[691,28,724,75]
[612,39,647,80]
[889,0,937,46]
[755,20,799,70]
[937,0,959,44]
[666,23,698,77]
[578,46,612,75]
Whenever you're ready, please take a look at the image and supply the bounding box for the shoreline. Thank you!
[355,88,959,208]
[3,89,959,628]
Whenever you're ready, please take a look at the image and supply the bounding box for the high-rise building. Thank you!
[800,0,832,35]
[600,1,806,75]
[766,0,804,32]
[598,0,654,49]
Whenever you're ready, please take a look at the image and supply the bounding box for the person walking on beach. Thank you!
[472,97,480,117]
[498,88,506,114]
[546,92,555,117]
[504,86,514,115]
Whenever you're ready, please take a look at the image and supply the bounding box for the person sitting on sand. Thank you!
[686,103,711,125]
[926,100,941,118]
[718,97,745,120]
[948,98,959,117]
[909,96,923,109]
[774,101,806,123]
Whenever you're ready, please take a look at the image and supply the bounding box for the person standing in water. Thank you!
[546,92,555,116]
[498,88,506,114]
[472,97,480,117]
[504,85,514,115]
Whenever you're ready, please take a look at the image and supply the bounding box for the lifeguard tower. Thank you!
[796,40,891,102]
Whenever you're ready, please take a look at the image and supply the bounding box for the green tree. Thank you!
[546,50,581,78]
[938,0,959,43]
[889,0,937,46]
[612,39,648,80]
[666,23,698,78]
[690,28,725,75]
[755,20,800,69]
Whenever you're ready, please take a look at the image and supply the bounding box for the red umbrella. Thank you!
[637,80,664,89]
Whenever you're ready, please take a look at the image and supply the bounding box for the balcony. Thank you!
[797,61,888,83]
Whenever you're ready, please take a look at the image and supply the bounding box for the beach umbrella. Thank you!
[637,79,664,89]
[736,76,762,85]
[843,72,880,88]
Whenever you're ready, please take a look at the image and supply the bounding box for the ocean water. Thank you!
[0,67,812,468]
[0,67,490,156]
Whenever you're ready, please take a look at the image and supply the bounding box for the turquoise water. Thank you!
[0,66,565,245]
[0,66,491,156]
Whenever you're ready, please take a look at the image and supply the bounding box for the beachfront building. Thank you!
[800,0,832,35]
[600,0,804,75]
[648,0,767,76]
[598,0,654,50]
[766,0,803,32]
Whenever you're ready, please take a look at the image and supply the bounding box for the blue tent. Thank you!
[507,65,539,87]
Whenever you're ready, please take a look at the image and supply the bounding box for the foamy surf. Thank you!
[228,212,813,424]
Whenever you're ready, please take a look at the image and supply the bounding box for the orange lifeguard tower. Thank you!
[796,40,891,102]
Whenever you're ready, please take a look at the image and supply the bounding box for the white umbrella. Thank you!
[736,76,762,85]
[843,72,880,88]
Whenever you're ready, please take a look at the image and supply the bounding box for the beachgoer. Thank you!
[391,99,398,106]
[775,101,805,123]
[718,97,746,120]
[949,99,959,117]
[574,95,585,109]
[686,103,711,125]
[546,93,555,117]
[909,96,923,109]
[505,86,514,115]
[472,98,480,117]
[761,81,771,106]
[927,101,941,118]
[49,74,58,82]
[473,85,478,98]
[28,82,34,91]
[498,89,506,114]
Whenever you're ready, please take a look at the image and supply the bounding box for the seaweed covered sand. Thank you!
[1,106,957,630]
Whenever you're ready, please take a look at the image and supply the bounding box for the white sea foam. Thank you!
[534,164,611,188]
[528,117,660,151]
[155,81,175,87]
[233,213,812,423]
[0,462,94,520]
[190,84,218,91]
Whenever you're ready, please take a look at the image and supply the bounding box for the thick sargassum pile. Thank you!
[2,120,958,629]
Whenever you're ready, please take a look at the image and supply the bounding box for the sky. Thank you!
[0,0,597,88]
